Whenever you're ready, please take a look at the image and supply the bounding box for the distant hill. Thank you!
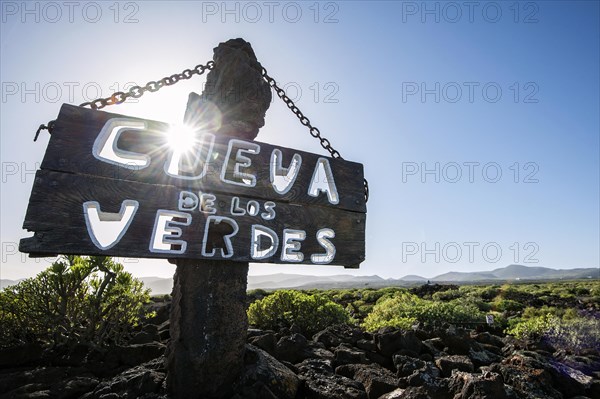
[0,279,21,290]
[6,265,596,295]
[432,265,598,282]
[489,264,597,280]
[140,277,174,296]
[431,272,497,282]
[138,264,598,295]
[400,275,427,282]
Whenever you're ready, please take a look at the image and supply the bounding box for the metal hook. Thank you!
[34,120,55,142]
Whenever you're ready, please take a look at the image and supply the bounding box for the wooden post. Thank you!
[166,38,272,399]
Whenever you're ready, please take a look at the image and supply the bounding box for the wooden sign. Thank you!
[20,104,366,268]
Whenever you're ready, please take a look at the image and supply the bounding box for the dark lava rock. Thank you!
[116,343,166,368]
[247,328,266,339]
[296,358,367,399]
[313,329,342,349]
[5,377,99,399]
[435,355,474,377]
[422,338,445,357]
[0,344,43,368]
[403,361,442,388]
[468,348,502,368]
[275,333,310,363]
[480,343,503,356]
[129,330,159,345]
[396,381,451,399]
[419,353,433,362]
[554,351,600,377]
[378,388,406,398]
[335,363,398,399]
[440,328,479,355]
[448,370,508,399]
[249,332,277,355]
[548,359,595,398]
[440,328,502,367]
[356,339,377,352]
[365,350,393,370]
[375,329,423,357]
[472,332,505,348]
[393,355,425,377]
[233,344,300,399]
[157,320,170,342]
[145,299,170,326]
[313,325,364,350]
[44,343,91,367]
[56,377,100,399]
[490,353,563,399]
[85,358,165,399]
[334,345,368,367]
[0,367,98,398]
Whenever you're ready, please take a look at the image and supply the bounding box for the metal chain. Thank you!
[34,61,369,203]
[262,67,369,203]
[261,68,341,159]
[80,61,215,110]
[34,61,214,141]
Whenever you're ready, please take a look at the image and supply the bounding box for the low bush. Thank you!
[491,298,525,312]
[506,311,600,353]
[362,292,484,332]
[0,256,151,348]
[247,290,352,335]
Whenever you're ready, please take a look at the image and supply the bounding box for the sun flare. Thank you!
[166,124,198,154]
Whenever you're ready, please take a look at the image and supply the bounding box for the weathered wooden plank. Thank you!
[20,170,365,267]
[40,104,366,213]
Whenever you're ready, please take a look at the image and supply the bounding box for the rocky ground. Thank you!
[1,296,599,399]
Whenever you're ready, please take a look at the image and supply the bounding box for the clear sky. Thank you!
[1,1,599,280]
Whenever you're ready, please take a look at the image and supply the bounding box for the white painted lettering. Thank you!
[251,225,279,259]
[83,200,138,250]
[311,228,336,264]
[230,196,246,216]
[270,149,302,194]
[261,201,276,220]
[199,193,217,214]
[221,139,260,187]
[93,118,149,169]
[178,191,198,211]
[281,229,306,262]
[201,216,239,258]
[149,210,191,254]
[307,158,339,204]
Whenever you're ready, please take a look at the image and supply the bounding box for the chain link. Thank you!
[79,61,215,110]
[261,67,369,203]
[37,60,369,202]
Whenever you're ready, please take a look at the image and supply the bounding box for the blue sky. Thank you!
[1,1,598,280]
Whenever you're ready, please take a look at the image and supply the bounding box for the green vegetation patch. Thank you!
[247,289,352,336]
[0,256,152,348]
[362,292,485,332]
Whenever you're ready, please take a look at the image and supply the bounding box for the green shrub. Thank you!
[506,313,600,353]
[247,288,270,304]
[491,298,525,312]
[432,289,462,301]
[477,286,502,301]
[521,305,567,319]
[360,289,384,304]
[332,289,357,302]
[247,290,352,335]
[547,316,600,352]
[362,292,484,332]
[506,313,557,340]
[0,256,151,348]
